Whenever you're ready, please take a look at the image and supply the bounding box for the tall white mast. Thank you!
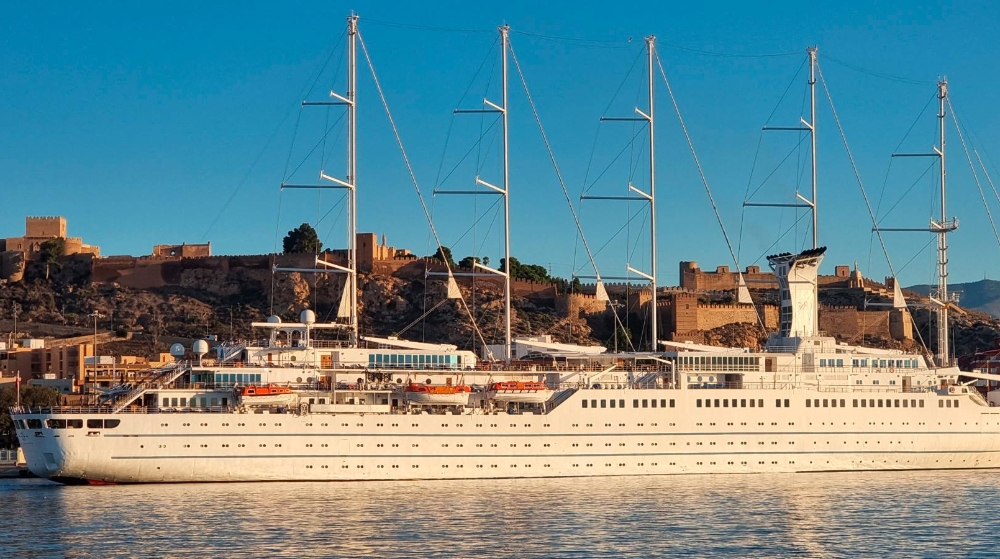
[583,36,658,350]
[808,46,818,249]
[501,24,512,362]
[882,77,957,366]
[646,36,658,349]
[935,78,951,366]
[749,46,819,251]
[346,14,359,346]
[441,24,512,361]
[280,14,360,346]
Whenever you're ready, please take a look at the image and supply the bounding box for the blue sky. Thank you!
[3,1,1000,288]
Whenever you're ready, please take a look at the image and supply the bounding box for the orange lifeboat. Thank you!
[238,384,298,406]
[404,382,472,405]
[491,380,553,403]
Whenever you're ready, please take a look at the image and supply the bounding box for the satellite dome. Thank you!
[192,340,209,357]
[266,315,282,324]
[169,343,186,358]
[300,309,316,325]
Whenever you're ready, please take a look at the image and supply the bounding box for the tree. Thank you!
[0,384,60,447]
[482,256,490,266]
[432,246,455,267]
[571,277,583,293]
[282,223,323,254]
[458,256,480,269]
[39,238,65,280]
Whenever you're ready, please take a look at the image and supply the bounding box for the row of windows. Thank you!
[677,355,760,367]
[581,399,677,409]
[806,398,928,409]
[214,373,262,384]
[18,418,121,430]
[698,399,768,408]
[162,397,230,408]
[368,353,462,368]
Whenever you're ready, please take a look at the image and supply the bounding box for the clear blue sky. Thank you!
[3,1,999,288]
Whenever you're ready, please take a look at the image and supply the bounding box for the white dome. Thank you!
[300,309,316,325]
[192,340,209,356]
[266,315,282,324]
[169,343,186,357]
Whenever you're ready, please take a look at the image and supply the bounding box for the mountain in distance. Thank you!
[906,279,1000,318]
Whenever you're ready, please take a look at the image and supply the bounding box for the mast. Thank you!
[936,78,950,366]
[582,36,658,351]
[501,24,511,362]
[279,14,360,346]
[346,13,359,346]
[647,36,658,350]
[749,46,819,250]
[882,77,958,367]
[808,46,818,249]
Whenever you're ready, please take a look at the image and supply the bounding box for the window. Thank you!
[776,399,782,408]
[894,399,900,407]
[840,399,845,407]
[610,399,616,409]
[619,399,625,408]
[652,399,658,408]
[591,400,597,408]
[697,399,702,408]
[724,399,729,408]
[741,399,747,408]
[104,419,120,429]
[582,400,588,409]
[861,399,866,408]
[878,400,883,408]
[823,399,828,408]
[714,399,720,408]
[853,399,858,407]
[601,400,607,409]
[750,399,756,408]
[814,399,819,408]
[642,400,648,408]
[633,399,639,408]
[903,399,908,408]
[87,419,102,429]
[919,400,924,408]
[954,400,959,408]
[784,399,790,408]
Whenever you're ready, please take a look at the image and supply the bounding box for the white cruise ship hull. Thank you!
[13,387,1000,484]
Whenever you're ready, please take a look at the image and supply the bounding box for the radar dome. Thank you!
[169,343,186,358]
[192,340,209,357]
[300,309,316,325]
[266,315,282,324]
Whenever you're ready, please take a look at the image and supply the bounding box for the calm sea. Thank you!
[2,471,998,558]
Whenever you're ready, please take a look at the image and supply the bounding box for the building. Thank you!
[3,216,100,258]
[152,242,211,258]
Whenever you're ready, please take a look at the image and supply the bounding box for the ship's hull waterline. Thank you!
[14,387,1000,484]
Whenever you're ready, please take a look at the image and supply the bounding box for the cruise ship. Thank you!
[11,19,1000,483]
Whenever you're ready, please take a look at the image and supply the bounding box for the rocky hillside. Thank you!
[907,279,1000,319]
[0,255,606,357]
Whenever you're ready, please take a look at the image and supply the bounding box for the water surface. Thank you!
[2,471,998,558]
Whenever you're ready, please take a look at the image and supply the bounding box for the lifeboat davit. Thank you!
[404,382,472,406]
[490,381,553,403]
[238,384,299,407]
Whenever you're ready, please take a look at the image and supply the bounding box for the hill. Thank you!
[906,279,1000,318]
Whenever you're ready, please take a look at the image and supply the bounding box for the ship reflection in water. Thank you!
[3,471,999,557]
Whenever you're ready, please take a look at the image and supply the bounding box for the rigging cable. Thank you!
[948,97,1000,254]
[356,29,493,355]
[655,52,766,330]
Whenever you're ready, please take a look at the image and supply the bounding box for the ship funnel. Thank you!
[767,247,826,338]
